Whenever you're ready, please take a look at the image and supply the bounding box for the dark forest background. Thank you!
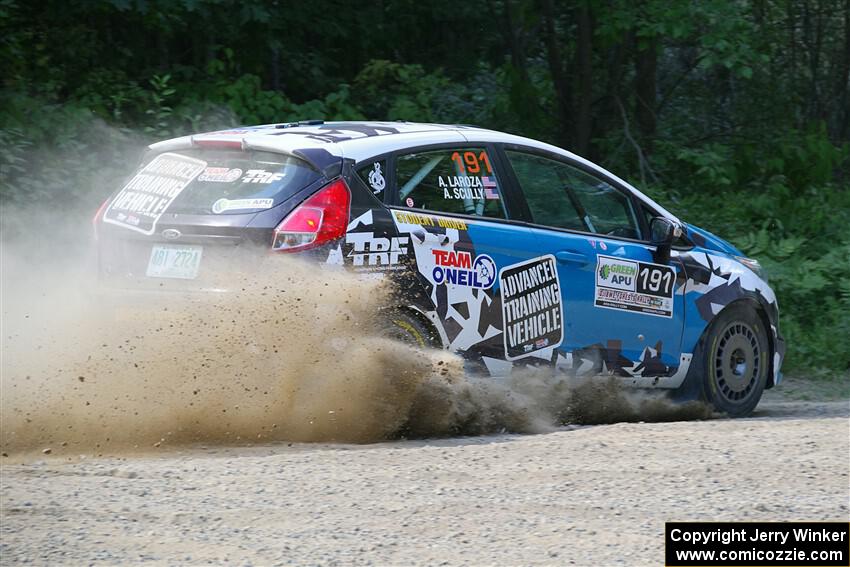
[1,0,848,373]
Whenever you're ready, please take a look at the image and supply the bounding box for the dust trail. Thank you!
[1,240,711,459]
[1,254,437,452]
[402,368,713,439]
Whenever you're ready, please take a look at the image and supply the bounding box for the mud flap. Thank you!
[667,334,708,404]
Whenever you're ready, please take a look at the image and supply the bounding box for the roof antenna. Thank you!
[275,120,325,129]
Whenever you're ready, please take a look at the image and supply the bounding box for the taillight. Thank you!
[92,198,110,240]
[272,178,350,252]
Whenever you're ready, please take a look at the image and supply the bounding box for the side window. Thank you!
[505,151,641,239]
[568,168,640,239]
[357,159,387,198]
[504,152,586,231]
[641,204,656,230]
[395,148,507,219]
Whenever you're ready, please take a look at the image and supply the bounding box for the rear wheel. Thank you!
[701,304,769,416]
[380,309,441,349]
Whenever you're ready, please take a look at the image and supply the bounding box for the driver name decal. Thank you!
[595,255,675,318]
[500,255,564,360]
[103,152,206,235]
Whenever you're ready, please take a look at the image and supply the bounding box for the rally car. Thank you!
[93,121,785,416]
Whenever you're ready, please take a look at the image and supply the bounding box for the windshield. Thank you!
[102,149,323,234]
[151,149,320,215]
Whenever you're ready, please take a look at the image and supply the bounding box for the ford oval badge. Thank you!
[162,229,181,240]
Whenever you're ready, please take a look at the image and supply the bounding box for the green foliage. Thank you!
[349,60,446,122]
[217,74,290,124]
[1,0,848,373]
[144,74,177,137]
[206,73,366,125]
[674,144,737,188]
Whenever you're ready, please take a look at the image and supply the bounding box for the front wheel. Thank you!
[701,304,769,417]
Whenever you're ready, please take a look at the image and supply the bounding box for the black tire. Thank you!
[700,303,769,416]
[380,308,441,349]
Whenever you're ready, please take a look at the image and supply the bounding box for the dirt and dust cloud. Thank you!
[1,247,710,458]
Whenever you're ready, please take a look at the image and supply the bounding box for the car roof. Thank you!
[147,120,579,158]
[148,121,678,222]
[150,121,485,157]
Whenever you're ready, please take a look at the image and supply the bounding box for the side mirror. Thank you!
[649,217,678,264]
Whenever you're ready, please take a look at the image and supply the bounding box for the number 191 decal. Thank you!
[595,255,675,318]
[638,264,674,297]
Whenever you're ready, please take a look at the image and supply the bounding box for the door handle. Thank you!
[555,250,590,265]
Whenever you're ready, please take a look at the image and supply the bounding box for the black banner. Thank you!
[666,522,849,566]
[499,255,563,360]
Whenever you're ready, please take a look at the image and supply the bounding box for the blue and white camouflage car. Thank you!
[94,121,785,416]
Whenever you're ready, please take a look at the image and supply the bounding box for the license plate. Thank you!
[146,245,203,279]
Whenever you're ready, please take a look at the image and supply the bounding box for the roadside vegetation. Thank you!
[1,0,847,374]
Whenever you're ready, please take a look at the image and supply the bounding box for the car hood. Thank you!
[684,223,744,256]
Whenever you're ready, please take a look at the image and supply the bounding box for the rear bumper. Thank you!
[92,252,349,313]
[95,282,233,299]
[91,282,234,322]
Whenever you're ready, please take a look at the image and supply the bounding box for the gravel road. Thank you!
[2,392,848,566]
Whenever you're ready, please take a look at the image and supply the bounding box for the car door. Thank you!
[385,144,564,373]
[499,147,687,379]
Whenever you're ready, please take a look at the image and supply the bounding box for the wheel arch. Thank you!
[673,297,775,403]
[713,297,778,389]
[393,304,447,349]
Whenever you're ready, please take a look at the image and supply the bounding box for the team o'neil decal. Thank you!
[432,250,496,288]
[499,255,564,360]
[594,255,675,318]
[198,167,242,183]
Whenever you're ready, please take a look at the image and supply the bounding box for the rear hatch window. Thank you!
[104,149,322,233]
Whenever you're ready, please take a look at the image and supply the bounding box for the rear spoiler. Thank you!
[146,135,343,179]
